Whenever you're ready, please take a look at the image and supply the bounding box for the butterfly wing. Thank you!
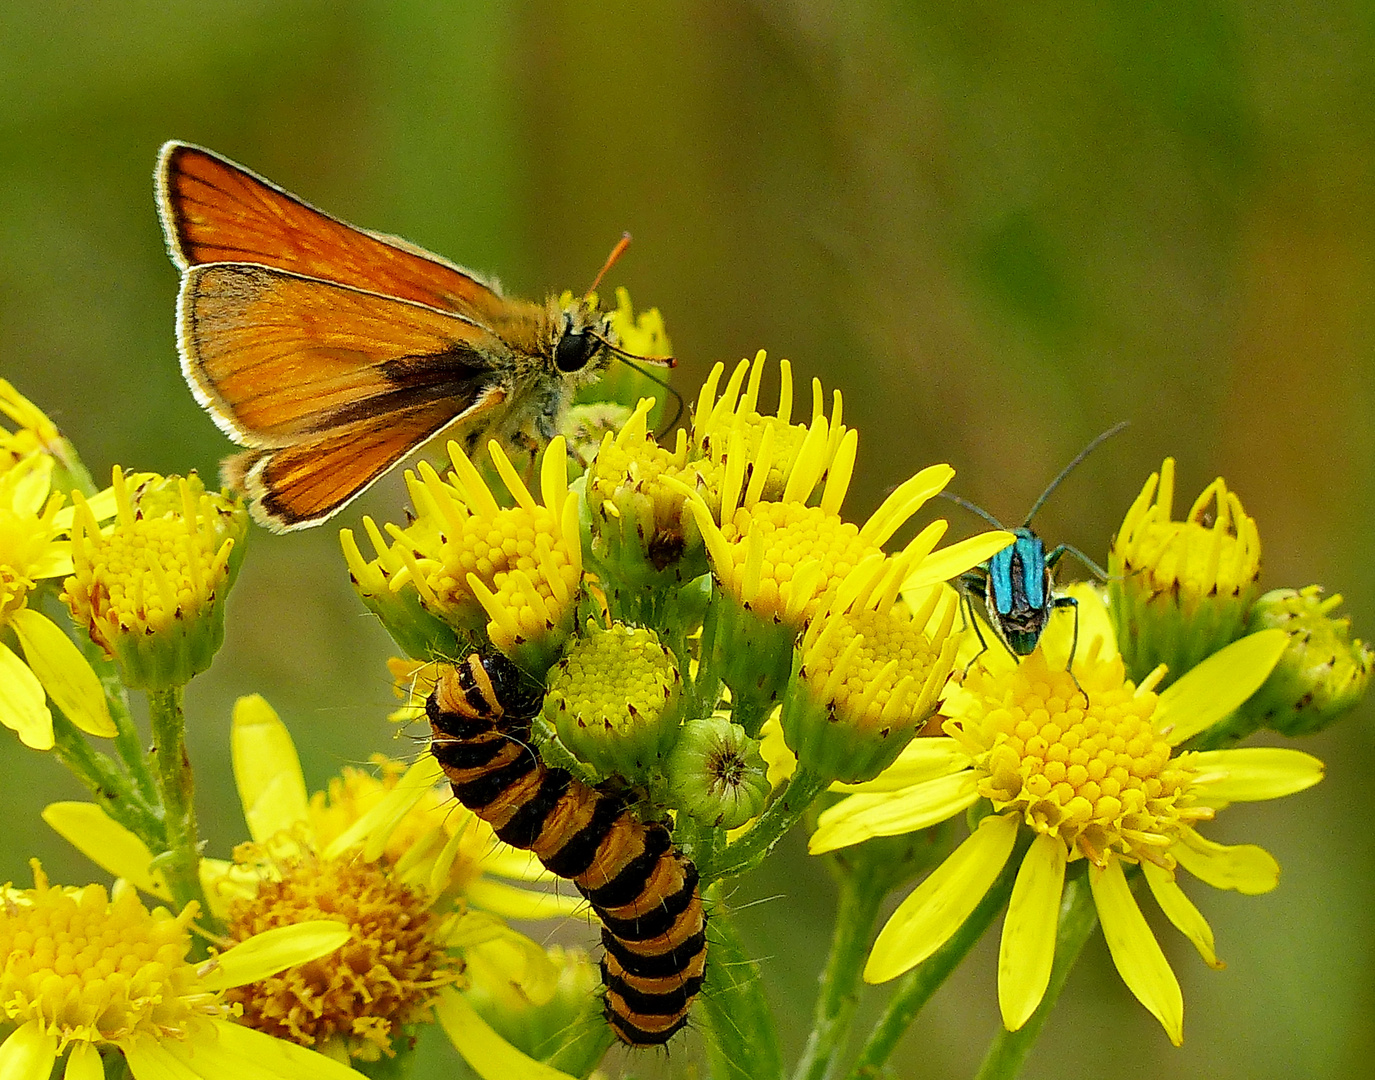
[225,392,506,531]
[178,263,512,527]
[157,141,512,323]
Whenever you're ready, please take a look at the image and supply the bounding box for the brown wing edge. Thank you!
[222,391,508,532]
[154,140,506,306]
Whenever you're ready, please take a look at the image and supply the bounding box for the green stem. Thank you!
[973,871,1098,1080]
[848,851,1020,1079]
[702,766,829,882]
[49,709,163,842]
[146,687,210,921]
[699,895,784,1080]
[791,857,889,1080]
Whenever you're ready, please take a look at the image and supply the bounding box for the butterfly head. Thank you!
[552,298,616,375]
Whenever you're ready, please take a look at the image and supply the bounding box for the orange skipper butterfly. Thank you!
[156,141,656,532]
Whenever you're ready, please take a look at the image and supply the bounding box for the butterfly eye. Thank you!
[554,324,599,373]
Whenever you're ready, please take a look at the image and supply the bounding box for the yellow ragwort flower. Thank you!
[0,379,65,472]
[344,437,582,673]
[0,861,355,1080]
[1109,458,1262,684]
[0,451,114,748]
[811,586,1320,1044]
[44,693,577,1077]
[782,552,960,783]
[693,350,849,514]
[62,468,247,690]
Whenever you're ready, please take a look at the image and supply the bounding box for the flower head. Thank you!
[545,620,684,781]
[347,438,581,673]
[0,379,65,472]
[62,468,248,690]
[811,588,1319,1043]
[782,556,960,783]
[667,713,771,828]
[1109,459,1261,684]
[1236,585,1373,736]
[0,861,356,1080]
[0,452,114,748]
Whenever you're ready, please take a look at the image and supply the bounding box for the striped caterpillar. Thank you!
[426,652,707,1046]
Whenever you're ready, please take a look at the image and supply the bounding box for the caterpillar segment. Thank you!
[427,653,707,1046]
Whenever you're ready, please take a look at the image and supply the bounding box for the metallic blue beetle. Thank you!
[950,422,1129,663]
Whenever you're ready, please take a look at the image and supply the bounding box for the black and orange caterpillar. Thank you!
[426,652,707,1046]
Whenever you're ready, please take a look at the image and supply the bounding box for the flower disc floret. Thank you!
[376,439,582,669]
[0,864,208,1051]
[952,650,1198,866]
[225,851,459,1062]
[545,622,683,780]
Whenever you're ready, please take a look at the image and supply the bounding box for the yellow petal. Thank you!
[41,801,170,899]
[864,814,1018,983]
[0,639,53,750]
[29,542,72,580]
[199,921,352,991]
[998,833,1066,1031]
[435,988,580,1080]
[230,695,311,843]
[1089,859,1184,1045]
[902,530,1015,592]
[478,842,554,883]
[10,454,54,516]
[810,771,980,854]
[192,1019,365,1079]
[1142,862,1220,969]
[466,876,587,920]
[1189,747,1324,802]
[63,1043,104,1080]
[1174,828,1279,895]
[10,609,115,737]
[1039,582,1118,669]
[832,737,969,793]
[322,754,445,861]
[1154,629,1288,744]
[0,1020,57,1080]
[466,932,560,1006]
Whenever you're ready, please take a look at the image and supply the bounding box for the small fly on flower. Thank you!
[946,421,1129,669]
[156,141,673,532]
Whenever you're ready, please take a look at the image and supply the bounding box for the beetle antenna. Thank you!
[937,491,1007,531]
[1022,421,1131,527]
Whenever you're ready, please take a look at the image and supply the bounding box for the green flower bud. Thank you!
[62,468,247,690]
[667,715,770,829]
[544,621,683,781]
[1238,586,1372,736]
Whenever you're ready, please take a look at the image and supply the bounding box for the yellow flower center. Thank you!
[0,865,212,1051]
[418,503,577,636]
[952,651,1200,867]
[700,413,809,504]
[802,607,942,732]
[590,429,719,563]
[225,851,459,1062]
[720,502,880,624]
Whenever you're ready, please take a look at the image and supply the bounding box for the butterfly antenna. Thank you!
[1022,420,1131,527]
[586,232,633,299]
[937,490,1007,531]
[586,330,686,436]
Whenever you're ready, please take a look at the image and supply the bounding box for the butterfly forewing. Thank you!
[158,142,511,322]
[227,395,503,531]
[178,264,505,444]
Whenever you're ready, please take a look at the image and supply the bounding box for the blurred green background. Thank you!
[3,2,1373,1078]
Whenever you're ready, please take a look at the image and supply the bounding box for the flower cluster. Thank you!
[4,285,1368,1080]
